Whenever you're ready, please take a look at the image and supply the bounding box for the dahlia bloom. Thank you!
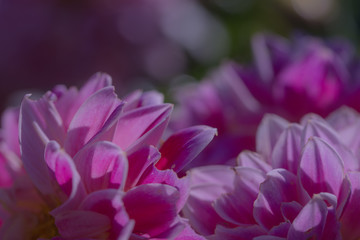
[0,73,216,239]
[172,32,360,169]
[183,107,360,239]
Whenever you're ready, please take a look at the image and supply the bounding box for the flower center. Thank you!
[30,209,58,239]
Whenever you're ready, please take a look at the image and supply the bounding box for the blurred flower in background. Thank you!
[171,32,360,170]
[0,0,228,112]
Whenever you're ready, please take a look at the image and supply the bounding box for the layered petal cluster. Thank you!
[183,107,360,239]
[0,73,216,239]
[172,32,360,169]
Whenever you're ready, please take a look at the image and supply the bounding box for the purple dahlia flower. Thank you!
[183,107,360,239]
[0,73,216,239]
[172,33,360,170]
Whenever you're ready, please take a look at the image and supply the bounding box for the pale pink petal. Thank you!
[326,106,360,131]
[53,73,112,130]
[288,194,341,240]
[122,184,179,238]
[256,114,289,161]
[237,151,272,173]
[74,141,128,193]
[112,104,172,152]
[300,117,359,172]
[340,171,360,239]
[271,124,302,173]
[182,165,236,235]
[65,86,121,156]
[213,167,265,225]
[123,90,164,112]
[299,137,351,215]
[19,95,65,195]
[156,125,217,172]
[45,141,86,215]
[254,169,308,230]
[86,103,125,145]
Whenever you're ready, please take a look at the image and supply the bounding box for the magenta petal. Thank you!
[214,225,267,240]
[271,124,302,173]
[125,146,160,190]
[156,125,217,172]
[79,189,134,240]
[237,150,272,173]
[256,114,289,161]
[213,167,265,225]
[254,169,307,230]
[138,165,190,211]
[19,95,66,195]
[65,86,121,156]
[74,141,128,192]
[113,104,172,152]
[122,183,179,237]
[299,137,351,215]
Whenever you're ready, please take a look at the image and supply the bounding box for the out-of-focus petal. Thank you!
[214,225,267,240]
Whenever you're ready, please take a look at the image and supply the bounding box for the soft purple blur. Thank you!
[172,33,360,170]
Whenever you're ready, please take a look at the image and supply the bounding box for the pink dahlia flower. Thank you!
[183,107,360,239]
[172,33,360,170]
[0,73,216,239]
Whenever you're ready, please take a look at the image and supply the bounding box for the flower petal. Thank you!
[271,124,302,173]
[237,151,272,173]
[19,95,65,195]
[112,104,172,152]
[299,137,351,215]
[45,141,86,214]
[65,86,121,156]
[74,141,128,193]
[122,184,179,237]
[256,114,289,161]
[213,167,265,225]
[254,169,308,230]
[125,146,160,190]
[156,125,217,172]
